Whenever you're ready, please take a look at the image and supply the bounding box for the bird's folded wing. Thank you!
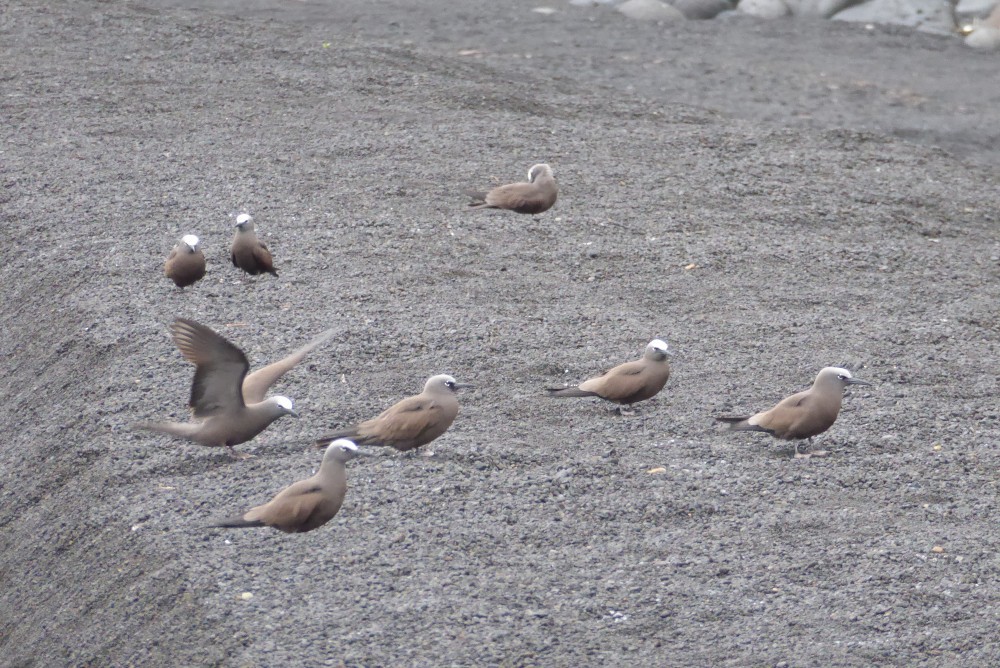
[245,483,324,529]
[366,397,442,442]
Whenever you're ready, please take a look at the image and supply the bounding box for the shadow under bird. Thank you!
[231,213,278,276]
[547,339,673,408]
[715,366,871,458]
[206,439,368,533]
[135,318,330,457]
[164,234,206,288]
[315,374,473,453]
[468,163,558,215]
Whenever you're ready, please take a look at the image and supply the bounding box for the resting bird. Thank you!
[164,234,206,289]
[231,213,278,277]
[206,439,368,533]
[547,339,672,411]
[315,374,473,453]
[715,366,871,458]
[468,163,558,215]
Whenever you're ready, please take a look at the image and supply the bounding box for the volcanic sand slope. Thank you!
[1,1,999,665]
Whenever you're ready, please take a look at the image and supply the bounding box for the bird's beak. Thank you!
[454,383,476,390]
[288,409,301,418]
[845,378,871,386]
[354,450,375,457]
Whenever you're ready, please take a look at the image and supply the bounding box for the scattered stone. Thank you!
[965,24,1000,48]
[832,0,957,35]
[931,545,945,553]
[671,0,734,19]
[784,0,865,17]
[617,0,687,21]
[956,0,997,13]
[738,0,792,19]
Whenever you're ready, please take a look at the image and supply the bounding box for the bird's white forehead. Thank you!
[649,339,668,351]
[430,374,456,384]
[236,213,252,225]
[327,438,358,452]
[273,396,294,410]
[181,234,199,247]
[825,367,853,377]
[528,163,551,179]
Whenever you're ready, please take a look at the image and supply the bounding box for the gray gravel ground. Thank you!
[2,1,999,666]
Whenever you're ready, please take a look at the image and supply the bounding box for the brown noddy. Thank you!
[715,366,871,458]
[546,339,673,408]
[206,439,368,533]
[230,213,278,277]
[315,374,473,453]
[468,163,558,215]
[164,234,206,289]
[136,318,300,457]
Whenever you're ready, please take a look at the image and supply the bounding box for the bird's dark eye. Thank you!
[446,381,455,388]
[838,375,847,381]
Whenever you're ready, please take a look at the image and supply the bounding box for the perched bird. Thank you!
[546,339,673,410]
[230,213,278,277]
[315,374,473,453]
[468,163,558,215]
[164,234,206,288]
[135,318,301,457]
[206,439,368,533]
[715,366,871,458]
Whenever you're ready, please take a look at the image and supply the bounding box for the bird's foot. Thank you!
[809,449,830,458]
[420,449,436,458]
[228,448,255,460]
[615,406,638,417]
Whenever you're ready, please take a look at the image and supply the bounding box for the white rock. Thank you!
[832,0,957,34]
[784,0,864,16]
[738,0,792,18]
[617,0,687,20]
[955,0,997,15]
[671,0,734,18]
[965,23,1000,47]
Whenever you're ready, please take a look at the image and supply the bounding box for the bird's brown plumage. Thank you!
[164,235,206,288]
[134,318,299,453]
[468,163,558,215]
[241,328,335,405]
[208,439,365,533]
[716,366,870,443]
[315,374,471,452]
[547,339,672,406]
[231,214,278,276]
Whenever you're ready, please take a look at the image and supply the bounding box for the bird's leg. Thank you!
[615,405,638,418]
[810,438,830,458]
[227,446,254,460]
[793,439,812,459]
